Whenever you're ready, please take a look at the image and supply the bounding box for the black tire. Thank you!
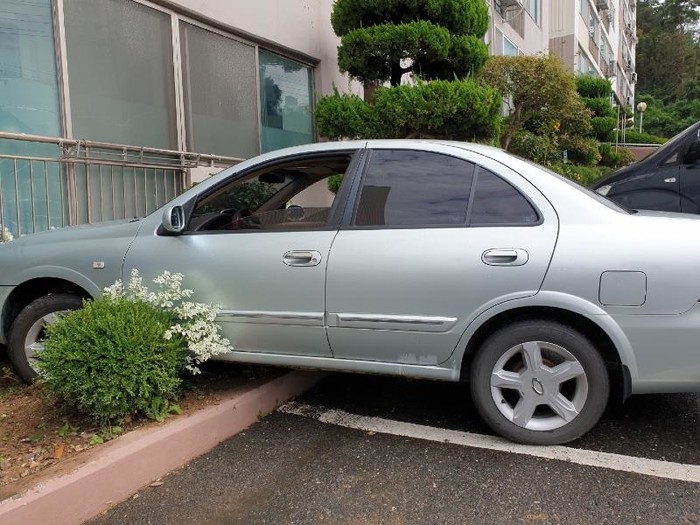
[8,294,84,383]
[469,320,609,445]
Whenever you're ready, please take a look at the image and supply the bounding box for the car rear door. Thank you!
[325,144,558,366]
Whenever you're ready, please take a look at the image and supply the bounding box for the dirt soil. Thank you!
[0,350,278,489]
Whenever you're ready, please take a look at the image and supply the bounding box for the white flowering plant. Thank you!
[104,269,232,373]
[0,226,13,243]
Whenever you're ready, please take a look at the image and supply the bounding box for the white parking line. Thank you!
[278,402,700,484]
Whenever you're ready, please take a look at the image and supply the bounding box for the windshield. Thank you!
[644,121,700,164]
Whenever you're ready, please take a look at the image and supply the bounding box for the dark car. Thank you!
[592,121,700,212]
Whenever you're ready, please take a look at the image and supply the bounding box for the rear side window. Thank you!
[469,167,539,225]
[353,150,475,227]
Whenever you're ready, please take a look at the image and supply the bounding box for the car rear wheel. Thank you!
[8,294,84,383]
[470,320,609,445]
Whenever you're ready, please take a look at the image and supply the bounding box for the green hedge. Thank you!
[622,130,667,144]
[39,298,185,424]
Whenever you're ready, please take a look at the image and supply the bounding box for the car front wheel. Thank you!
[470,320,609,445]
[8,293,84,383]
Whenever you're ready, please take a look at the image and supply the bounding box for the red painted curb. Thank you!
[0,370,325,525]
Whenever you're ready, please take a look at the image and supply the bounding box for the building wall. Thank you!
[487,0,550,56]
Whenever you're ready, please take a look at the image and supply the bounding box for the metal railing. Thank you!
[0,132,242,238]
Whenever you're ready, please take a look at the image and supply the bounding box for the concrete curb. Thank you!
[0,370,324,525]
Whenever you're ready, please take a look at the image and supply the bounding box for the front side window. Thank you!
[353,150,475,227]
[188,154,354,232]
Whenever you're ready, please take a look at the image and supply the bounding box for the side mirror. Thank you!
[162,205,186,234]
[683,140,700,165]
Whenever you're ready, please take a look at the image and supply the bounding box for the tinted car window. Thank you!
[354,150,475,227]
[469,167,539,225]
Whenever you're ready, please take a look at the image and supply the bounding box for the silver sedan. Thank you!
[1,140,699,445]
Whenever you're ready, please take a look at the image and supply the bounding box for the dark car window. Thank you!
[469,167,539,225]
[353,150,475,227]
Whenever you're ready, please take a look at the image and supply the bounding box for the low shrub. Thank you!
[622,130,667,144]
[327,174,344,193]
[559,135,601,166]
[39,297,185,425]
[508,130,558,166]
[39,271,232,424]
[550,163,612,186]
[599,143,637,168]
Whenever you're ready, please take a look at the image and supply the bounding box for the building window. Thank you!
[0,0,60,137]
[0,0,63,235]
[64,0,177,149]
[503,36,519,56]
[578,47,596,75]
[259,50,314,153]
[180,22,259,158]
[525,0,540,25]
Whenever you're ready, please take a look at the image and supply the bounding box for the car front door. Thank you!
[325,145,558,366]
[124,149,362,358]
[608,160,681,212]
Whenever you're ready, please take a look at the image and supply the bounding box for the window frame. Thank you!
[176,149,364,236]
[345,148,542,231]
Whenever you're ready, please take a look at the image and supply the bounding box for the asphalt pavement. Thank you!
[90,374,700,525]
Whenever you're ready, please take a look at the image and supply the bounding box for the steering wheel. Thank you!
[192,208,239,231]
[228,208,262,230]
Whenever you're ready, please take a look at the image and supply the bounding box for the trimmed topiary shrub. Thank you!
[372,78,501,140]
[581,97,615,118]
[315,91,379,140]
[576,76,612,99]
[39,297,185,425]
[590,116,617,142]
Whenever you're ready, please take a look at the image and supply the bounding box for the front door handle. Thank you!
[283,250,322,267]
[481,248,529,267]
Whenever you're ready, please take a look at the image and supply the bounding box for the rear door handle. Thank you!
[664,177,677,183]
[283,250,322,267]
[481,248,529,266]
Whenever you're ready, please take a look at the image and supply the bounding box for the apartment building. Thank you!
[488,0,636,108]
[549,0,637,107]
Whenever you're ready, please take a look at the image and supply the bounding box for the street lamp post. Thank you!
[637,101,648,134]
